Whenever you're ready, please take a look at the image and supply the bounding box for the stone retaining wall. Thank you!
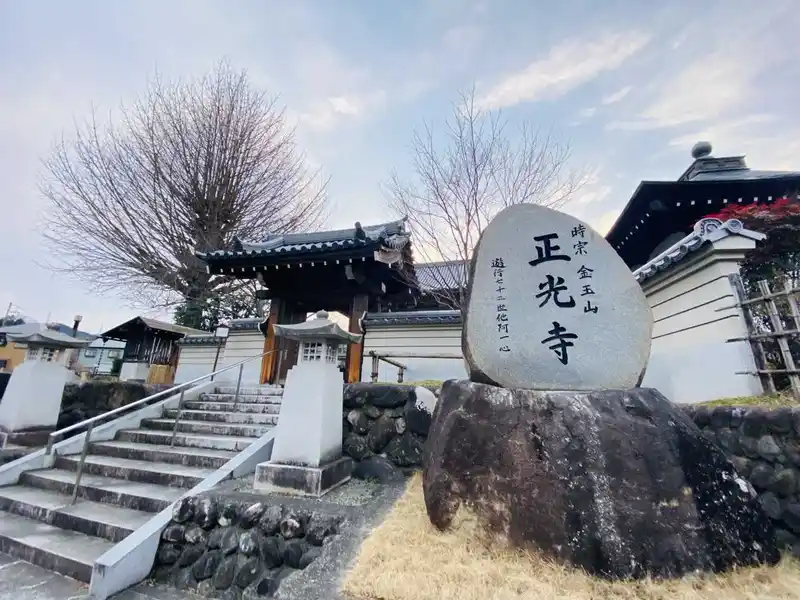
[57,380,170,430]
[152,495,343,597]
[684,404,800,555]
[341,383,437,469]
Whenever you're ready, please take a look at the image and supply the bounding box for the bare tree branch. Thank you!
[386,87,585,311]
[39,60,328,328]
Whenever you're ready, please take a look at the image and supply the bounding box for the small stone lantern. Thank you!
[254,310,361,496]
[0,329,90,448]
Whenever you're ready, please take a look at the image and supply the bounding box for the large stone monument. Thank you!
[254,311,359,497]
[0,328,89,449]
[423,204,780,579]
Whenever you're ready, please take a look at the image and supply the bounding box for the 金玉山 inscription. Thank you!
[463,204,653,390]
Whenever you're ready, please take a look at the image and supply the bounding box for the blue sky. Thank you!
[1,0,798,332]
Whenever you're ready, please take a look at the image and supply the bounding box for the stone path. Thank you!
[0,551,199,600]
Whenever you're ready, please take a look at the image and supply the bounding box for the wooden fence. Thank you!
[726,273,800,397]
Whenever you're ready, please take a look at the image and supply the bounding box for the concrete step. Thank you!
[90,440,236,469]
[54,454,215,489]
[0,485,151,543]
[163,409,279,425]
[20,468,183,513]
[183,400,281,414]
[0,510,114,582]
[200,392,283,404]
[140,418,272,438]
[0,444,35,466]
[117,428,257,452]
[214,385,282,396]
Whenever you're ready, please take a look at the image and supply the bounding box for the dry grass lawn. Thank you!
[343,475,800,600]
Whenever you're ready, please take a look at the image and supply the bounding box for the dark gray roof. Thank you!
[0,322,96,341]
[633,218,765,284]
[679,151,800,183]
[176,334,226,346]
[414,261,468,291]
[199,219,410,261]
[101,317,206,341]
[227,318,264,331]
[362,310,462,327]
[7,329,91,347]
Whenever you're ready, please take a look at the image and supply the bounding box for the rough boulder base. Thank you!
[423,380,780,580]
[463,203,652,390]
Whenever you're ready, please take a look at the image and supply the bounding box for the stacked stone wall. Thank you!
[152,495,342,596]
[341,383,437,469]
[57,380,170,430]
[684,404,800,555]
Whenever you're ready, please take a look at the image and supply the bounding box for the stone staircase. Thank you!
[0,384,282,583]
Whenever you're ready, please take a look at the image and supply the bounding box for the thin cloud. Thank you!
[601,85,632,105]
[606,49,761,132]
[476,31,651,110]
[299,91,388,133]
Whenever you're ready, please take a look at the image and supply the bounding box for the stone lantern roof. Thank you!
[7,329,92,348]
[272,311,362,344]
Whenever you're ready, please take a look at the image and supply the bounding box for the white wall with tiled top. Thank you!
[361,323,466,383]
[217,329,265,385]
[638,235,764,403]
[174,343,224,384]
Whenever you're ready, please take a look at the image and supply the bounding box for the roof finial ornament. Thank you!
[354,222,366,240]
[691,141,713,159]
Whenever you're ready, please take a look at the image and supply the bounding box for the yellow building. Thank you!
[0,324,33,372]
[0,323,95,372]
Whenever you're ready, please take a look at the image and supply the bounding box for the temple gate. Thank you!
[198,220,416,384]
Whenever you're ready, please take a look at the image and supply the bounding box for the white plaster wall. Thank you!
[361,324,466,383]
[0,360,70,431]
[640,248,763,404]
[119,362,149,382]
[77,341,125,375]
[218,330,264,385]
[174,345,223,384]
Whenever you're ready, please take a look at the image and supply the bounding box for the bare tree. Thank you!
[386,88,584,311]
[40,61,328,329]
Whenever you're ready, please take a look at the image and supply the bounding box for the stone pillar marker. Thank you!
[254,310,361,496]
[0,329,90,449]
[423,204,780,580]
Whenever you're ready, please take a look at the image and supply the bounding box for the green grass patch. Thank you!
[698,393,799,408]
[389,380,445,389]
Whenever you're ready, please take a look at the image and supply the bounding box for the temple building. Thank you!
[605,142,800,270]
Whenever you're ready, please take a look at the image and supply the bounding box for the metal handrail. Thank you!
[47,348,278,505]
[369,351,408,383]
[368,350,462,383]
